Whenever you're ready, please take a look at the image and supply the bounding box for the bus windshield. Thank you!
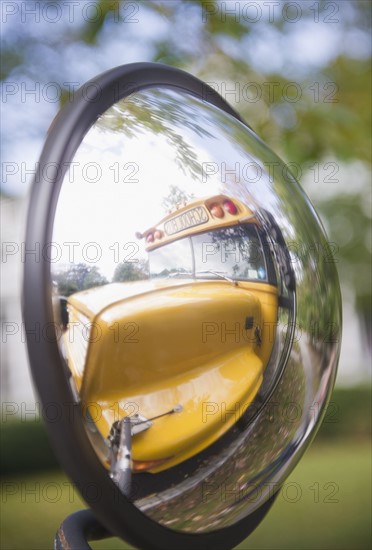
[149,224,268,282]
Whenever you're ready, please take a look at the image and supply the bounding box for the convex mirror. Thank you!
[24,63,341,550]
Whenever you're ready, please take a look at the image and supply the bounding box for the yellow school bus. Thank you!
[62,195,279,478]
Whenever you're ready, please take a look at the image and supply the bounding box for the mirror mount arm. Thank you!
[55,509,112,550]
[110,416,133,495]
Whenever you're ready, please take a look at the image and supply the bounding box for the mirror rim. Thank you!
[23,62,277,550]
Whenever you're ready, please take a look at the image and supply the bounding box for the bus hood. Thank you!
[68,279,199,320]
[79,279,263,401]
[75,280,265,472]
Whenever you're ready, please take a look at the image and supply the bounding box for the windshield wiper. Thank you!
[167,270,193,278]
[195,270,238,286]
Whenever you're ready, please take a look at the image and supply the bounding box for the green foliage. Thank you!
[0,419,59,474]
[162,185,195,212]
[316,386,372,441]
[318,192,372,337]
[54,264,108,296]
[95,95,211,181]
[112,260,149,282]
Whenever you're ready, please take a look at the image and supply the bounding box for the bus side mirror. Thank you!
[23,63,341,550]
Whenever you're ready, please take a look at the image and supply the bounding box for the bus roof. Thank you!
[139,195,256,251]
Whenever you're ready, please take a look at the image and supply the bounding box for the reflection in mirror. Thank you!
[51,88,340,533]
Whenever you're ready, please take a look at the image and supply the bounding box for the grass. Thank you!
[1,440,371,550]
[237,440,371,550]
[0,469,133,550]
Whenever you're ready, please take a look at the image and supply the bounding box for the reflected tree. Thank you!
[206,226,265,278]
[112,259,149,282]
[162,185,195,212]
[54,264,108,296]
[95,92,215,181]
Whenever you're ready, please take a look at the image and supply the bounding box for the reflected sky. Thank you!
[52,88,285,279]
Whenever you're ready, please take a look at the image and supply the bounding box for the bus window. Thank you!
[192,225,267,282]
[149,237,193,279]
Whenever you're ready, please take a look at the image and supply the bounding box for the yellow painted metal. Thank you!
[94,347,263,472]
[65,278,277,472]
[63,194,279,472]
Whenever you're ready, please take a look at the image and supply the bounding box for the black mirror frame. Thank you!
[23,62,277,550]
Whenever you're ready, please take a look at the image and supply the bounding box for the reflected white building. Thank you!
[1,197,37,412]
